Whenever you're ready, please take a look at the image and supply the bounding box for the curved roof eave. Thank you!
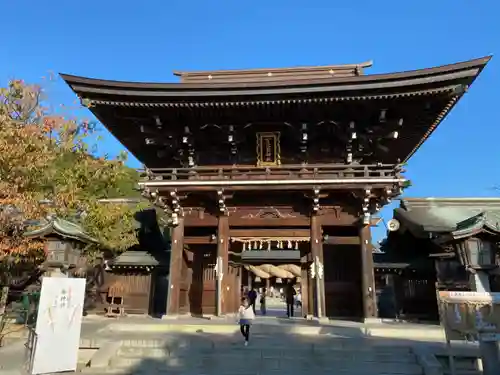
[23,218,99,243]
[60,56,491,99]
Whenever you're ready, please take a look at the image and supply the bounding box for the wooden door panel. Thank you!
[323,245,362,318]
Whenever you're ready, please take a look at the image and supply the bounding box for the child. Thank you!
[238,297,255,346]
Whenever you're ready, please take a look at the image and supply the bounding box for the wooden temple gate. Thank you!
[62,56,489,320]
[158,196,387,320]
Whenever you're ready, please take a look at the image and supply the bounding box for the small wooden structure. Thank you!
[62,57,490,320]
[106,245,169,315]
[374,248,437,321]
[105,280,126,318]
[381,198,500,321]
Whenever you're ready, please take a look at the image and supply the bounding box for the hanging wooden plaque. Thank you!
[256,132,281,166]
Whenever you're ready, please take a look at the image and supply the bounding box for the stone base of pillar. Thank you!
[161,314,181,320]
[206,315,232,320]
[162,313,237,320]
[363,317,382,324]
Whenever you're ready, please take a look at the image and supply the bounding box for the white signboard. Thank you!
[439,291,500,304]
[31,277,86,375]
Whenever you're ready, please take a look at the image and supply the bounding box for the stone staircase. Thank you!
[81,335,425,375]
[436,354,482,375]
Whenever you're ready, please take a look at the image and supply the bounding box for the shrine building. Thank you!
[62,56,490,321]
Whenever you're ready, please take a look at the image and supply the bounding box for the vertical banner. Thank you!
[31,277,86,374]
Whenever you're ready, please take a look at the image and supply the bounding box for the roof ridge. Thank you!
[172,61,374,76]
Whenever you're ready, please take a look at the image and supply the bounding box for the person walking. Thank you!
[247,286,257,314]
[238,297,255,346]
[285,280,297,318]
[295,291,302,308]
[260,287,267,315]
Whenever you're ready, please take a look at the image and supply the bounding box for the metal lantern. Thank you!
[45,239,81,269]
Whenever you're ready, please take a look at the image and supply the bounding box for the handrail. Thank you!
[141,163,401,172]
[24,326,37,373]
[140,164,403,182]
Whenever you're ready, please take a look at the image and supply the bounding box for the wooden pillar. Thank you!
[311,215,326,318]
[360,224,377,320]
[166,217,184,315]
[307,269,314,317]
[216,215,229,315]
[235,266,242,310]
[184,250,193,314]
[225,266,236,314]
[300,266,309,318]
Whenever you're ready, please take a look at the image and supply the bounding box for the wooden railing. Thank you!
[141,164,403,182]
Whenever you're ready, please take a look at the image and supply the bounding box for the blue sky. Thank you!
[1,1,499,241]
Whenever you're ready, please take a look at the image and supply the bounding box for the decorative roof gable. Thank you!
[394,198,500,239]
[23,217,98,244]
[111,244,170,268]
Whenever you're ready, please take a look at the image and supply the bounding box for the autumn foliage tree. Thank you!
[0,79,148,263]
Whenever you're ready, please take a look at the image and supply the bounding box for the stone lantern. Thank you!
[23,217,98,277]
[45,239,82,270]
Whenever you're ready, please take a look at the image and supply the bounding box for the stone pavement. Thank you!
[95,314,447,343]
[0,339,26,374]
[0,315,486,374]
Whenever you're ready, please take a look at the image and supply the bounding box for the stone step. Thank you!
[83,365,423,375]
[116,346,417,363]
[117,338,413,353]
[437,356,479,370]
[109,355,422,374]
[85,337,423,375]
[187,346,409,356]
[84,372,419,375]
